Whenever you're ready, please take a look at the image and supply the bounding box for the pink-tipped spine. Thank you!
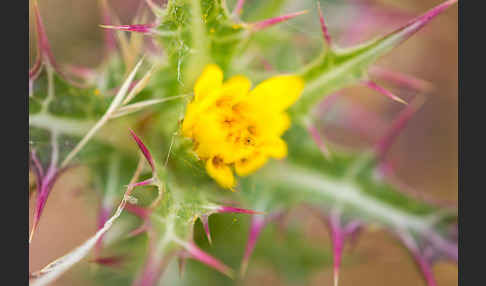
[365,80,407,105]
[90,255,125,268]
[200,215,212,244]
[100,23,156,34]
[129,129,156,173]
[186,242,235,278]
[240,215,266,277]
[316,1,333,47]
[33,1,57,68]
[249,10,308,31]
[382,0,458,47]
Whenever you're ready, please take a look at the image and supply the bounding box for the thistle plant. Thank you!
[29,0,458,285]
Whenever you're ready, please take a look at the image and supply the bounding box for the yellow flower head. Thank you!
[182,64,304,189]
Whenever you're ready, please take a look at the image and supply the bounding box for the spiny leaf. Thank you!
[30,158,145,286]
[292,0,458,117]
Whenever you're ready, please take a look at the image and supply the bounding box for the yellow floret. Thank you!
[182,64,304,189]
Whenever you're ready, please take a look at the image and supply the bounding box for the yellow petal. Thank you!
[206,157,235,189]
[192,111,227,157]
[194,64,224,101]
[235,153,268,176]
[274,113,291,136]
[182,89,224,137]
[257,112,291,137]
[207,75,252,109]
[262,137,287,159]
[221,75,251,100]
[246,75,304,112]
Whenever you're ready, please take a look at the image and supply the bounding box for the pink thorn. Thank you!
[217,206,265,215]
[30,162,68,243]
[186,242,235,278]
[369,66,434,93]
[200,215,212,244]
[249,10,309,31]
[365,80,407,105]
[233,0,245,16]
[307,123,331,159]
[100,23,156,34]
[341,0,413,46]
[398,232,438,286]
[375,94,426,159]
[125,203,150,219]
[129,129,156,173]
[32,1,90,88]
[415,255,438,286]
[240,215,266,277]
[381,0,458,47]
[316,1,332,47]
[30,133,62,243]
[317,210,363,286]
[130,178,155,188]
[89,255,125,268]
[33,1,57,68]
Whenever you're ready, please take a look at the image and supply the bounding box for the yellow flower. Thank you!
[182,64,304,189]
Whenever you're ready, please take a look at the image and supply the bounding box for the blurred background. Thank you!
[29,0,458,285]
